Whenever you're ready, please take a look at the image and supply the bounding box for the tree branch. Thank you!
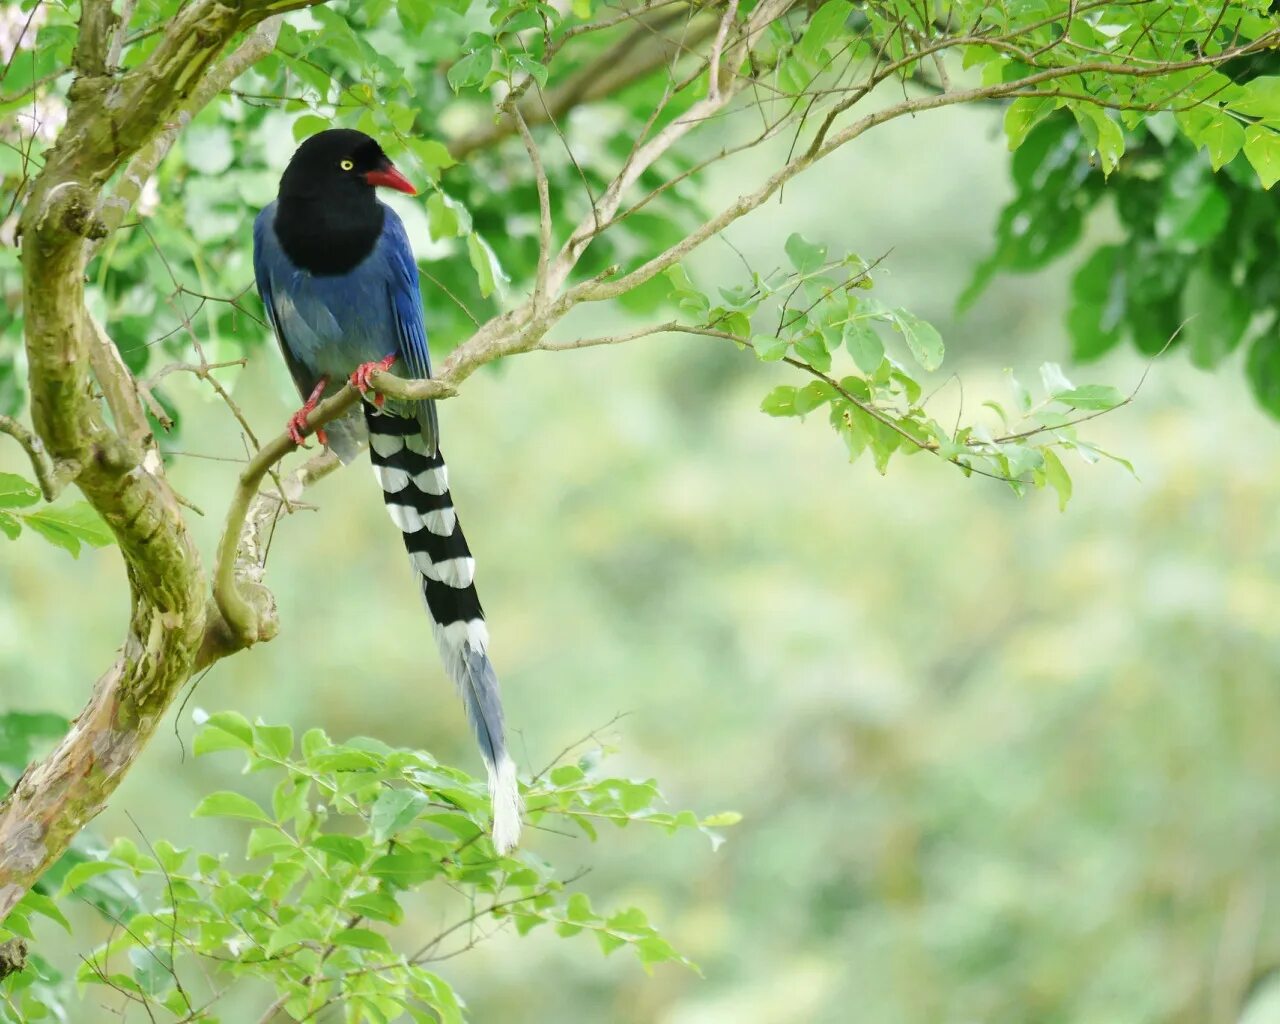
[0,0,326,919]
[448,6,719,158]
[90,15,286,257]
[0,415,71,501]
[511,104,552,308]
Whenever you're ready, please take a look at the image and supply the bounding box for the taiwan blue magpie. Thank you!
[252,129,520,853]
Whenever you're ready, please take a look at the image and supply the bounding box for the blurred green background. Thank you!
[6,98,1280,1024]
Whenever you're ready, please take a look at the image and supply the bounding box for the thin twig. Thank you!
[0,415,69,501]
[510,104,552,308]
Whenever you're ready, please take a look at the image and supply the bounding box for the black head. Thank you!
[273,129,416,276]
[278,128,416,202]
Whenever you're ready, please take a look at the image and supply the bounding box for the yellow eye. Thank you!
[340,159,354,171]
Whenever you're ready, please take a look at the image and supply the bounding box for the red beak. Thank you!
[364,163,417,195]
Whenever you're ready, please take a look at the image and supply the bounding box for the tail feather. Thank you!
[364,404,521,854]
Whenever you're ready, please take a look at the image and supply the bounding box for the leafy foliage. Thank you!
[0,714,731,1022]
[968,38,1280,417]
[668,239,1130,502]
[7,0,1268,466]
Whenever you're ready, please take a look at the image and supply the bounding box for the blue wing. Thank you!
[380,211,439,451]
[382,210,432,382]
[253,203,317,398]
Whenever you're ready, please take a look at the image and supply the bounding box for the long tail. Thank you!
[363,404,521,854]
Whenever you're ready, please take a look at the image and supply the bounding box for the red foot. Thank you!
[350,354,397,407]
[286,377,329,447]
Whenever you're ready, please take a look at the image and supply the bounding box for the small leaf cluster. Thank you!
[0,713,733,1023]
[972,106,1280,411]
[0,473,113,557]
[668,236,1131,504]
[954,0,1274,185]
[967,22,1280,420]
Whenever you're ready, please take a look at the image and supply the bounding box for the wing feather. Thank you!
[380,209,438,452]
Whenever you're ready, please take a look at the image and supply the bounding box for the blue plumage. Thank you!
[252,129,520,854]
[253,202,432,383]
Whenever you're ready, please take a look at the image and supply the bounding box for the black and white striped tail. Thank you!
[364,405,521,854]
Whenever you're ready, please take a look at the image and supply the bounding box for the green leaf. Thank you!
[511,53,549,89]
[1247,336,1280,419]
[348,891,403,924]
[58,859,125,897]
[369,852,440,887]
[760,386,798,417]
[1053,385,1125,410]
[1183,266,1249,369]
[371,788,430,844]
[253,722,293,759]
[1244,124,1280,189]
[843,322,884,374]
[246,827,295,858]
[891,309,944,372]
[312,834,367,865]
[700,811,742,828]
[413,972,464,1024]
[447,48,491,92]
[794,332,831,373]
[1068,245,1126,361]
[1179,109,1245,170]
[192,792,271,823]
[798,0,852,60]
[548,764,584,786]
[426,192,462,239]
[333,927,393,953]
[291,114,330,142]
[566,892,595,923]
[1004,96,1051,150]
[1156,177,1228,250]
[1074,105,1124,176]
[0,473,39,509]
[793,381,836,415]
[265,915,323,956]
[784,233,827,275]
[409,138,456,176]
[1040,448,1072,512]
[22,504,113,557]
[1232,77,1280,118]
[194,711,254,755]
[467,233,500,297]
[19,893,69,934]
[752,333,789,361]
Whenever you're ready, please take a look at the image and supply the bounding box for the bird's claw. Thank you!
[286,408,327,447]
[350,354,397,407]
[286,378,330,447]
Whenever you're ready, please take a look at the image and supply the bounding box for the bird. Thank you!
[251,128,521,854]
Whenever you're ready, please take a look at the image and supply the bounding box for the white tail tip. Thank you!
[489,755,522,855]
